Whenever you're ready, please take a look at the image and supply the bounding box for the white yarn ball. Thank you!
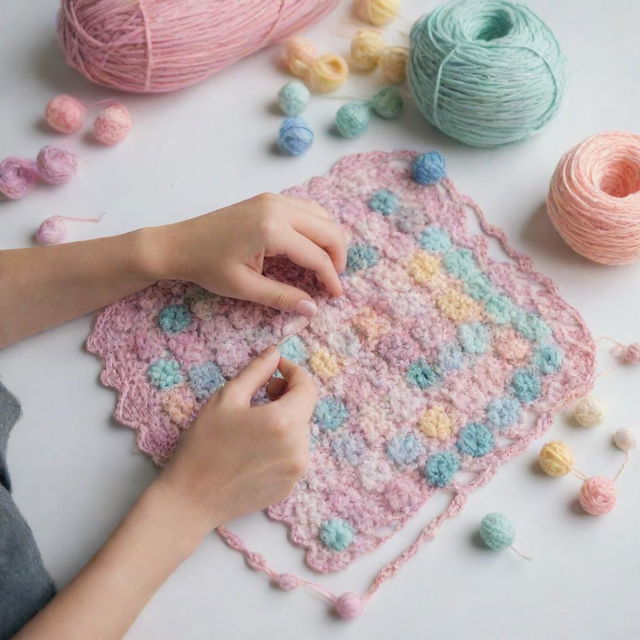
[573,396,605,428]
[613,428,636,451]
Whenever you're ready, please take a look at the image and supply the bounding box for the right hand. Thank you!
[158,346,317,529]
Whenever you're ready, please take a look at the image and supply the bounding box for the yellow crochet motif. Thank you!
[419,406,454,440]
[161,387,194,427]
[350,307,390,345]
[436,289,478,323]
[309,348,340,378]
[407,250,441,284]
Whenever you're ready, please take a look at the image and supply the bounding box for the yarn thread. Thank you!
[35,214,104,245]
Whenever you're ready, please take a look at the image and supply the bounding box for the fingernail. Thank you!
[295,299,318,318]
[260,345,278,358]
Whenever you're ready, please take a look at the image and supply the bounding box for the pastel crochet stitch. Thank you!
[87,150,595,613]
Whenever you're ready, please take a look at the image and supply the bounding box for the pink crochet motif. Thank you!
[87,150,595,616]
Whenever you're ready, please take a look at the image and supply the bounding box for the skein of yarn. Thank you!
[408,0,565,147]
[58,0,339,93]
[547,131,640,265]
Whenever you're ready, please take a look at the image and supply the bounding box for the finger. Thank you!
[267,375,287,399]
[279,194,331,220]
[225,345,280,402]
[270,357,317,419]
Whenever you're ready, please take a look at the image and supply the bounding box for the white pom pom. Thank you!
[613,428,636,451]
[573,396,605,428]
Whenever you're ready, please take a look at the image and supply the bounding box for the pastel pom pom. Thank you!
[479,512,515,550]
[613,428,637,451]
[283,37,317,78]
[278,117,314,155]
[412,151,446,185]
[622,343,640,364]
[538,440,575,477]
[336,103,370,138]
[350,29,385,71]
[93,103,132,145]
[277,81,310,116]
[354,0,400,26]
[308,54,349,93]
[35,216,67,245]
[273,573,298,591]
[573,396,604,428]
[0,157,39,200]
[371,86,404,119]
[36,146,78,184]
[44,94,86,134]
[578,476,617,515]
[334,592,364,620]
[379,46,408,83]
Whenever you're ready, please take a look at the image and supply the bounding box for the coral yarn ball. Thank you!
[36,146,78,184]
[579,477,617,515]
[354,0,400,26]
[283,37,317,78]
[0,158,39,200]
[613,428,637,451]
[538,440,574,477]
[350,29,386,71]
[35,216,68,245]
[573,396,604,428]
[334,592,364,620]
[479,512,515,550]
[93,104,132,145]
[45,94,86,134]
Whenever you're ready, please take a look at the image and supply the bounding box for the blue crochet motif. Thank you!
[424,451,460,487]
[464,272,494,301]
[331,434,364,465]
[456,423,494,457]
[484,294,514,324]
[279,335,308,365]
[188,361,225,399]
[437,344,464,373]
[148,358,183,390]
[419,226,452,253]
[442,248,479,280]
[386,432,425,467]
[412,151,446,185]
[369,189,399,216]
[346,244,380,272]
[157,304,192,334]
[458,322,491,355]
[313,397,348,431]
[534,344,563,375]
[407,358,441,389]
[319,518,355,551]
[512,311,551,342]
[486,396,521,429]
[512,368,542,404]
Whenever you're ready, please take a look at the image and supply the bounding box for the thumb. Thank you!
[227,346,280,402]
[239,269,318,318]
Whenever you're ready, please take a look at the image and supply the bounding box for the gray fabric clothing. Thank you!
[0,381,55,639]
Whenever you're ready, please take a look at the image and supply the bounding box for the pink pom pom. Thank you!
[0,157,40,200]
[35,216,68,245]
[579,476,617,515]
[93,104,132,145]
[36,146,78,185]
[273,573,298,591]
[45,94,86,134]
[623,342,640,364]
[334,592,364,620]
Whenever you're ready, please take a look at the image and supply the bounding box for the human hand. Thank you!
[158,346,317,530]
[148,193,346,317]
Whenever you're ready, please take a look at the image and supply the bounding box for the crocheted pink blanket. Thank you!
[87,150,595,610]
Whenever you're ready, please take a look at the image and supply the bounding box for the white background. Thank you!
[1,1,639,638]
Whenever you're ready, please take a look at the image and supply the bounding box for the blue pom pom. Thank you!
[386,432,425,467]
[512,368,542,404]
[479,513,515,550]
[346,244,379,271]
[319,518,355,551]
[313,397,349,431]
[424,451,460,487]
[412,151,446,185]
[277,81,310,116]
[336,102,370,138]
[157,304,192,334]
[278,117,314,155]
[456,422,494,457]
[369,189,399,215]
[407,357,441,389]
[188,361,225,399]
[148,358,183,390]
[486,396,521,429]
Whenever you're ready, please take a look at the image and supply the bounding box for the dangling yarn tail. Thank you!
[613,451,630,482]
[509,545,533,561]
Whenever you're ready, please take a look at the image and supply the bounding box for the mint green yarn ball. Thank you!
[371,87,404,119]
[278,81,310,116]
[479,512,515,550]
[336,102,370,138]
[408,0,565,147]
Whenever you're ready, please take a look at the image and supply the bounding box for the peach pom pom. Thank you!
[350,29,385,71]
[334,592,364,619]
[45,94,87,134]
[578,476,617,515]
[0,157,39,200]
[283,37,317,78]
[93,103,132,145]
[308,53,349,93]
[36,146,78,185]
[380,46,408,83]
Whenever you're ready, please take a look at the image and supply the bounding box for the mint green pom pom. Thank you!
[278,81,310,116]
[319,518,355,551]
[371,86,404,119]
[336,102,370,138]
[479,513,515,550]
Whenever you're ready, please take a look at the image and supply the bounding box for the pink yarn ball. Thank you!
[93,104,132,145]
[579,476,617,516]
[0,157,40,200]
[623,342,640,364]
[36,146,78,184]
[273,573,298,591]
[334,592,364,620]
[45,94,86,134]
[35,216,68,245]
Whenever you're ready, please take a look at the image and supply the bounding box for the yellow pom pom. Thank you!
[380,46,409,83]
[283,37,317,78]
[350,29,385,71]
[308,53,349,93]
[354,0,400,26]
[538,441,575,477]
[573,396,605,428]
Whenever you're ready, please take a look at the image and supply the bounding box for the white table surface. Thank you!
[1,1,639,638]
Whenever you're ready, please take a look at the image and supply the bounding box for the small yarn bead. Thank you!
[93,103,132,145]
[0,158,39,200]
[273,573,299,591]
[573,396,604,428]
[579,476,617,515]
[36,146,78,185]
[278,117,314,155]
[479,513,515,550]
[371,86,404,119]
[613,428,637,451]
[379,46,408,84]
[283,37,317,78]
[354,0,400,26]
[334,592,364,620]
[412,151,446,185]
[245,552,267,571]
[44,94,86,134]
[622,343,640,364]
[350,29,385,71]
[308,54,349,93]
[336,103,370,138]
[277,81,310,116]
[35,216,67,245]
[538,440,574,477]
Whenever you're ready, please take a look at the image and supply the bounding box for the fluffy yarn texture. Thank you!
[354,0,400,26]
[34,214,102,246]
[278,117,314,155]
[573,396,604,428]
[408,0,565,147]
[44,94,86,133]
[622,343,640,364]
[538,440,573,476]
[479,512,514,550]
[579,477,617,516]
[412,151,446,185]
[547,131,640,265]
[371,87,404,119]
[93,104,132,145]
[350,29,386,71]
[379,46,409,84]
[613,428,636,451]
[278,81,310,116]
[283,38,317,77]
[86,150,594,606]
[58,0,339,93]
[36,146,78,184]
[0,158,39,200]
[308,54,349,93]
[336,103,370,138]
